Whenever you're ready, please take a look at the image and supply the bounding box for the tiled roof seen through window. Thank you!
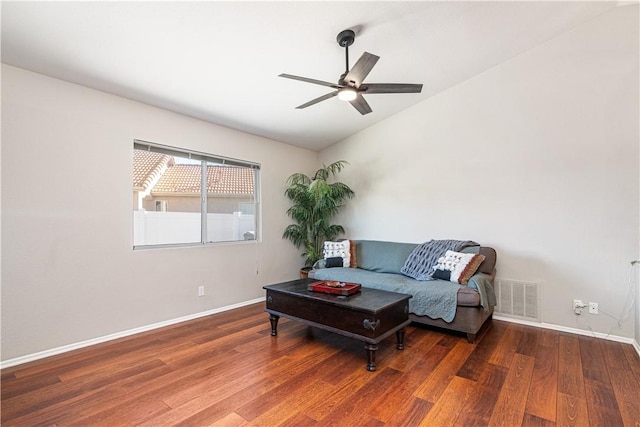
[153,164,254,195]
[133,149,254,196]
[133,150,174,190]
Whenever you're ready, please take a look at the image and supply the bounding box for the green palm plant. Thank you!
[283,161,355,268]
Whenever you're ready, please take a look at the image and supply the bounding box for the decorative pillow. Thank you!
[325,257,344,268]
[348,240,357,268]
[432,251,486,285]
[323,240,351,268]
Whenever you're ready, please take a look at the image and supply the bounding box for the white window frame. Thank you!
[133,140,260,249]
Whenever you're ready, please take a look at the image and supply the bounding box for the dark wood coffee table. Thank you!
[263,278,412,371]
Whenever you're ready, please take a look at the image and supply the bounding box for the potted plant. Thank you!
[283,161,355,278]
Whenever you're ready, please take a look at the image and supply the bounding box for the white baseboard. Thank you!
[0,297,265,369]
[3,303,638,369]
[493,315,640,358]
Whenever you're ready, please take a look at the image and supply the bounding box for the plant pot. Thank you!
[300,267,312,279]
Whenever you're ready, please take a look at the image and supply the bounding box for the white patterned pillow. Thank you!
[323,240,351,268]
[432,250,485,285]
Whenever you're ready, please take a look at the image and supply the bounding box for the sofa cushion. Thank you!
[310,267,495,311]
[460,246,480,254]
[355,240,417,274]
[311,267,465,322]
[457,287,481,306]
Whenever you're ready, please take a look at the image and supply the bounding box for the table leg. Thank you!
[365,343,378,371]
[396,327,406,350]
[269,314,280,336]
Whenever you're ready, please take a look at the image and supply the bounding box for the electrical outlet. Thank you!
[589,302,598,314]
[573,299,585,314]
[198,286,205,297]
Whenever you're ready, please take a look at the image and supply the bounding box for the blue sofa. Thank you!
[310,240,497,343]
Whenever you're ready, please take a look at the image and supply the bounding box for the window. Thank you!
[133,140,260,248]
[155,200,168,212]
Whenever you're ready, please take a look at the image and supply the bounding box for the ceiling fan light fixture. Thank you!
[338,88,357,102]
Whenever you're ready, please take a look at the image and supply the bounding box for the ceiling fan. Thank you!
[279,29,423,115]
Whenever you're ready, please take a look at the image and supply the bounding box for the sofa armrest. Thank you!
[468,270,497,310]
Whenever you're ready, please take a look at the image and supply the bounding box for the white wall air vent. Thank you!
[495,279,541,322]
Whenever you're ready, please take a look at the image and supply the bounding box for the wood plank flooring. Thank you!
[2,302,639,426]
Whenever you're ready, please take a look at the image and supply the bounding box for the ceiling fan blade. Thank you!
[295,91,338,109]
[349,94,372,115]
[343,52,379,88]
[279,74,342,89]
[364,83,423,94]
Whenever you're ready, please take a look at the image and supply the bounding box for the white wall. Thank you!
[1,64,317,361]
[321,6,639,338]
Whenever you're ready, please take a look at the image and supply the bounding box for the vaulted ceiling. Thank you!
[1,1,622,151]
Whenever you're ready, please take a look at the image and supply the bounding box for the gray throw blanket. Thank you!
[311,268,496,322]
[401,239,477,281]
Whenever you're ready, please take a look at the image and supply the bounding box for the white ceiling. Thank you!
[1,1,622,151]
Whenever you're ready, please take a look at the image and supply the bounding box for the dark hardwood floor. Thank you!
[2,302,639,426]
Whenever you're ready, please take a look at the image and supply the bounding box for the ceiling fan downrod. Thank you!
[336,29,355,83]
[345,44,349,75]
